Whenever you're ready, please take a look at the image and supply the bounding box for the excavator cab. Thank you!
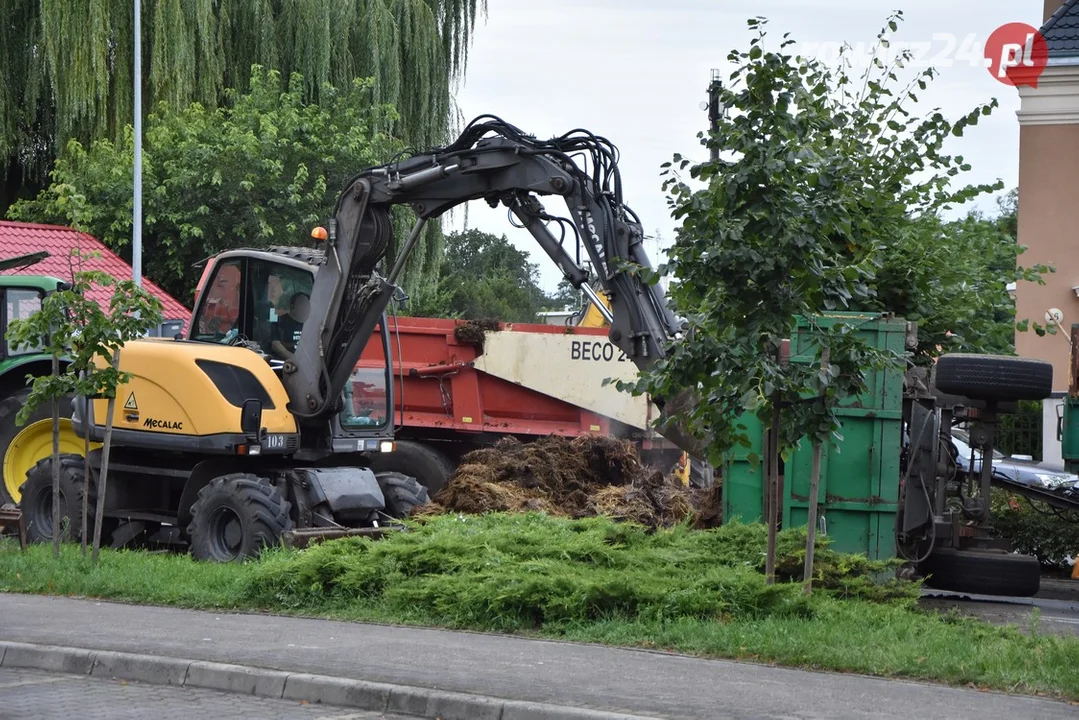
[186,247,396,451]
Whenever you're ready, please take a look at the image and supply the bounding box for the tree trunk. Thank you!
[803,348,830,595]
[81,392,91,557]
[92,349,121,563]
[765,399,780,585]
[51,354,60,558]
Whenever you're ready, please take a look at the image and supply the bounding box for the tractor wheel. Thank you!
[19,454,95,544]
[0,389,96,506]
[376,471,430,519]
[922,547,1041,597]
[934,354,1053,403]
[369,440,456,496]
[186,474,292,562]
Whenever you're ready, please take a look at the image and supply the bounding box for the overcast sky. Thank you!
[448,0,1041,291]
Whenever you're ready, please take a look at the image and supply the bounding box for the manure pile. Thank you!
[417,435,721,530]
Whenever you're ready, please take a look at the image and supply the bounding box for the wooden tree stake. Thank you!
[92,350,121,563]
[50,352,60,558]
[803,347,830,595]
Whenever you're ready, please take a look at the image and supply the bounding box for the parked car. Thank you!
[950,429,1078,490]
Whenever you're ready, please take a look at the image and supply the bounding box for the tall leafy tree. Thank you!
[868,192,1043,360]
[400,229,554,322]
[631,14,1049,468]
[0,0,485,211]
[8,69,406,301]
[544,279,585,313]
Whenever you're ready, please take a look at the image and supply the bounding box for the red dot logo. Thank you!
[984,22,1048,87]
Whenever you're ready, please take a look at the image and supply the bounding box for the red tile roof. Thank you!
[0,221,190,321]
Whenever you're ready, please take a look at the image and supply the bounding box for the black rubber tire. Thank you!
[369,441,457,496]
[0,388,74,506]
[921,548,1041,597]
[376,471,431,518]
[186,474,292,562]
[934,354,1053,402]
[689,457,715,488]
[19,454,93,544]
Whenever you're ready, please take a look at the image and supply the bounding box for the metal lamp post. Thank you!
[133,0,143,287]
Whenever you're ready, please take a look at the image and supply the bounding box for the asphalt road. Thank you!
[1,593,1076,719]
[0,667,403,720]
[919,578,1079,636]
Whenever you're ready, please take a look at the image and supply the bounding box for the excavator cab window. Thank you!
[192,259,242,342]
[190,255,315,356]
[247,260,314,358]
[341,364,389,429]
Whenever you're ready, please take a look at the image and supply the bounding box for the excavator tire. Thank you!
[186,474,292,562]
[19,454,97,544]
[376,471,430,518]
[934,354,1053,403]
[369,441,456,496]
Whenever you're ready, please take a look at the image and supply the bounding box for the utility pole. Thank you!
[707,68,723,162]
[132,0,143,287]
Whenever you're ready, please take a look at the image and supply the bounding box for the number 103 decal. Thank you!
[264,434,286,449]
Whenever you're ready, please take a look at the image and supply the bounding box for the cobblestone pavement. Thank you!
[0,668,408,720]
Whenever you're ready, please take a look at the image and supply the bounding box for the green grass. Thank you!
[2,513,1078,701]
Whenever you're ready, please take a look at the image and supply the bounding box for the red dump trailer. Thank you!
[353,316,685,493]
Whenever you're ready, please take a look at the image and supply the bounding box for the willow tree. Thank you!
[1,0,484,276]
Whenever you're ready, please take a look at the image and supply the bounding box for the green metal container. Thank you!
[721,412,766,525]
[1062,396,1079,475]
[722,313,907,560]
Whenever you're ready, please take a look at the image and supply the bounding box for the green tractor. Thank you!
[0,251,98,506]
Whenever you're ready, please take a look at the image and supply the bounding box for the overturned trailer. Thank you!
[723,313,1056,597]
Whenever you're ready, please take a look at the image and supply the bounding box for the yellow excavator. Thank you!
[16,117,700,560]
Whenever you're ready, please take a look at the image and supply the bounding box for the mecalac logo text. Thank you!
[144,417,183,431]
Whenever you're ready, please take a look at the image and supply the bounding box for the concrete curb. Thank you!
[0,640,656,719]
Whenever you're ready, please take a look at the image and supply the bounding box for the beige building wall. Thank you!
[1014,2,1079,464]
[1015,119,1079,391]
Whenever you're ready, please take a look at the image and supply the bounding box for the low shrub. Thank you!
[243,513,916,630]
[991,489,1079,569]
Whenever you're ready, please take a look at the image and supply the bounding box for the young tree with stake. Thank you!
[628,13,1048,584]
[6,250,162,559]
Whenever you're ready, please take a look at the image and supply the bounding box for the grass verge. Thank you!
[1,513,1077,701]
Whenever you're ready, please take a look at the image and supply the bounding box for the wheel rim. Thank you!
[4,419,98,505]
[206,506,244,560]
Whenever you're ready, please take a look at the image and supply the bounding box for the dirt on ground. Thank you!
[416,435,722,530]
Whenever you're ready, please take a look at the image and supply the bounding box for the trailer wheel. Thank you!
[934,354,1053,402]
[921,548,1040,597]
[370,441,456,495]
[376,471,430,519]
[19,454,95,543]
[186,474,292,562]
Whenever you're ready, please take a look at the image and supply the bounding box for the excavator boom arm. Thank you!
[283,117,696,453]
